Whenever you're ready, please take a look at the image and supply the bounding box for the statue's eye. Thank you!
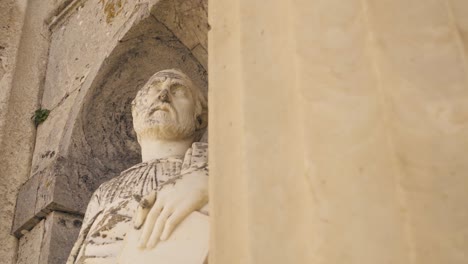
[171,85,185,96]
[152,82,163,93]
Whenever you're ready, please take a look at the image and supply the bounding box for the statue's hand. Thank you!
[133,171,208,249]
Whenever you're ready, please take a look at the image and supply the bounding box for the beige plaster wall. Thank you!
[209,0,468,263]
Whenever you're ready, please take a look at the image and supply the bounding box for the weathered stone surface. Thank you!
[14,212,82,264]
[191,44,207,70]
[152,0,209,51]
[41,0,142,110]
[16,220,44,264]
[11,174,40,238]
[12,160,81,238]
[0,0,26,139]
[0,0,50,262]
[31,91,78,176]
[34,156,96,217]
[40,212,82,264]
[13,156,90,238]
[4,0,207,263]
[15,0,208,241]
[34,0,208,180]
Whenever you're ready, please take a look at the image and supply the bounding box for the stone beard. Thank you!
[67,69,208,264]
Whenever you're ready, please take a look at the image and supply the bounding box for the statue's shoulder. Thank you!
[97,161,151,192]
[120,161,150,175]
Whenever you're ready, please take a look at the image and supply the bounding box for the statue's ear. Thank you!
[196,112,208,130]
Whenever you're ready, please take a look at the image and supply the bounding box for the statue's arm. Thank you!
[134,142,208,249]
[66,187,104,264]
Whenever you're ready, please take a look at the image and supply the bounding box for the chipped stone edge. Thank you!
[11,166,85,238]
[46,0,89,31]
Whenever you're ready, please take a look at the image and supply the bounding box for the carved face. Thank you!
[132,69,205,141]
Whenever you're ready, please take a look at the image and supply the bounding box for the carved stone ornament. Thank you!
[67,69,209,264]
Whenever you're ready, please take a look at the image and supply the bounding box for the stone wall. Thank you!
[0,0,36,263]
[210,0,468,263]
[2,0,208,263]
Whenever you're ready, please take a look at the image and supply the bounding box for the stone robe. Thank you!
[67,142,208,264]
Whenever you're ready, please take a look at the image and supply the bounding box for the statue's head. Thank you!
[131,69,207,142]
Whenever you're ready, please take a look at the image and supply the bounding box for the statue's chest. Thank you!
[80,198,137,260]
[102,159,184,202]
[79,159,184,260]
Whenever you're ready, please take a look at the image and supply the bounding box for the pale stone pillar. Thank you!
[367,1,468,263]
[209,0,468,263]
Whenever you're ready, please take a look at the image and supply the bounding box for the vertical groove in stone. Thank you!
[289,1,330,262]
[211,0,468,263]
[282,1,316,262]
[444,0,468,85]
[291,0,389,261]
[359,1,416,263]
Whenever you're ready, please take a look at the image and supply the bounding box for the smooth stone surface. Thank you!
[210,0,468,263]
[118,212,209,264]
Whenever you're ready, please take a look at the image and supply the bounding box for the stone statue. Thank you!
[67,69,209,264]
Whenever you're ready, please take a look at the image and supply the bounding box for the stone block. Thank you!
[12,158,88,237]
[16,220,45,264]
[0,0,52,261]
[41,0,149,111]
[40,211,83,264]
[14,212,82,264]
[34,157,92,218]
[12,173,40,238]
[31,91,78,176]
[153,0,208,50]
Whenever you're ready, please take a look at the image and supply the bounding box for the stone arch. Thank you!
[10,1,208,263]
[63,1,208,214]
[12,1,208,237]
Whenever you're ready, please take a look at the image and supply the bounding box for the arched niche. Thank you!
[59,1,208,214]
[11,0,208,243]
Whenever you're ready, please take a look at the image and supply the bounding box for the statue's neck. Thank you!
[139,138,193,162]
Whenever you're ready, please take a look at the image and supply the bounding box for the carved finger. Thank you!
[138,201,162,248]
[146,206,172,249]
[134,191,157,229]
[160,206,191,241]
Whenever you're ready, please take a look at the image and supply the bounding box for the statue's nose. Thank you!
[158,89,170,103]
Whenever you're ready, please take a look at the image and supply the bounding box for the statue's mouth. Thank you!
[148,104,171,115]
